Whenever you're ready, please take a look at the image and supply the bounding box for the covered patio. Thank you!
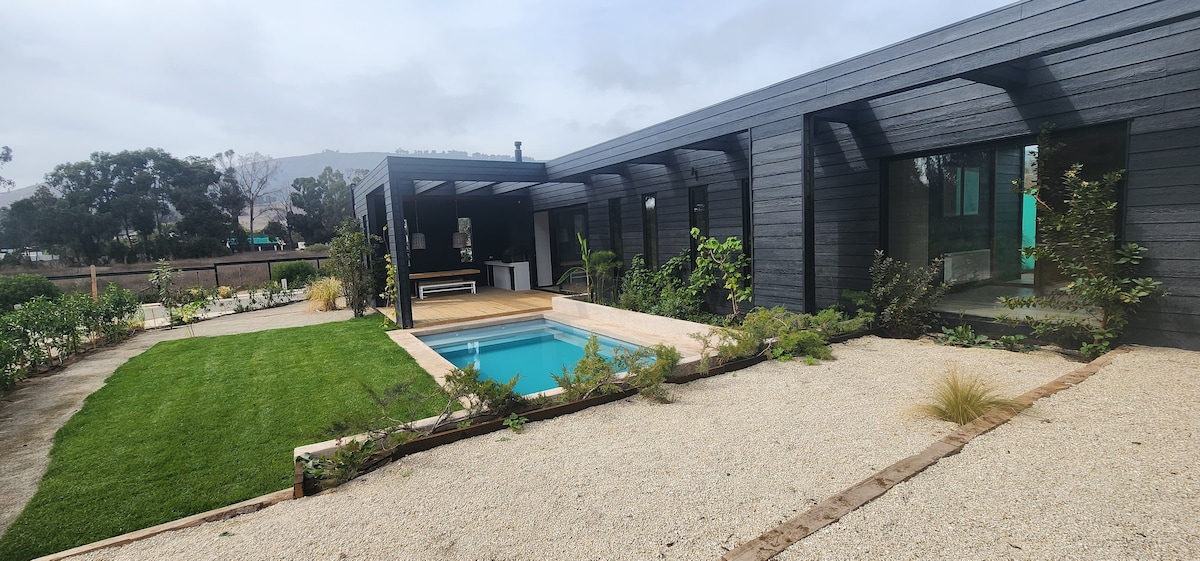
[379,287,558,327]
[353,152,587,328]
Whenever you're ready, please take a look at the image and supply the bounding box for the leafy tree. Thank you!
[164,156,229,256]
[329,219,378,317]
[287,166,354,244]
[6,150,235,263]
[208,159,248,222]
[42,148,216,263]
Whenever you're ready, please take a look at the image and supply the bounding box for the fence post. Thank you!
[90,265,98,300]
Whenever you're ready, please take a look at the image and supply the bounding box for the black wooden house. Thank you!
[355,0,1200,349]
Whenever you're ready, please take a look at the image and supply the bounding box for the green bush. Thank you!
[617,253,710,322]
[867,250,949,338]
[553,334,622,401]
[270,261,318,287]
[0,274,62,311]
[618,344,681,403]
[0,285,139,392]
[998,129,1165,358]
[443,363,526,418]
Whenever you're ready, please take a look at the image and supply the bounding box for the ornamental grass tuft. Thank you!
[307,277,342,311]
[919,365,1019,425]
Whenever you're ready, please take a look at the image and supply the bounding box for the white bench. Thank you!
[418,279,477,299]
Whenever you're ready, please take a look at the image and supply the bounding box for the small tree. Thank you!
[148,259,179,326]
[328,220,377,317]
[556,233,619,304]
[1001,131,1165,358]
[690,228,752,318]
[868,250,950,338]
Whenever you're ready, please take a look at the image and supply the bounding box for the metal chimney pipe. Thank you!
[514,141,523,163]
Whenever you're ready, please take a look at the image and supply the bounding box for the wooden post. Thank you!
[90,265,98,300]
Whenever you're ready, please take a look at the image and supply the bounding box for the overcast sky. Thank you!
[1,0,1015,189]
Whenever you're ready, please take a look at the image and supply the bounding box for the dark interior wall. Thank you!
[402,196,533,284]
[529,138,750,270]
[804,17,1200,348]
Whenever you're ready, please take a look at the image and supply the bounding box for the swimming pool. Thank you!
[418,319,639,395]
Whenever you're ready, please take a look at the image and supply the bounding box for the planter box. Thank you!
[295,388,640,497]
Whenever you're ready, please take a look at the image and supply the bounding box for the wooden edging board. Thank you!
[33,490,293,561]
[719,346,1131,561]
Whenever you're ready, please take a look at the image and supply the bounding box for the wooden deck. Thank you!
[381,287,560,327]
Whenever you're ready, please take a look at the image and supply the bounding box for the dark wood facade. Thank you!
[358,0,1200,348]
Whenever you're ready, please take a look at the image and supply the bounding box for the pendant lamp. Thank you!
[451,197,468,248]
[410,197,426,250]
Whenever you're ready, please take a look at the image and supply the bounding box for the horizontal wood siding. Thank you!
[750,125,805,311]
[544,1,1200,180]
[806,18,1200,347]
[531,142,750,272]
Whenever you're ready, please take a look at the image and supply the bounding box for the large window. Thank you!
[642,194,658,268]
[608,198,623,262]
[886,122,1127,291]
[550,206,587,283]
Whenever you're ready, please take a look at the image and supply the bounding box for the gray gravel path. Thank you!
[69,336,1102,561]
[780,345,1200,561]
[0,301,354,535]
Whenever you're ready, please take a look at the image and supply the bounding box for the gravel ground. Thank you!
[780,345,1200,561]
[71,337,1090,561]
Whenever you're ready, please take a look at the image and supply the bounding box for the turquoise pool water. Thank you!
[418,319,638,395]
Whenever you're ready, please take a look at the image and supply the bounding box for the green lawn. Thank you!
[0,317,447,561]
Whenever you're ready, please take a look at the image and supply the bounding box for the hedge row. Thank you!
[0,285,140,391]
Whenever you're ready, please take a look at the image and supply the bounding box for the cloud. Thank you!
[0,0,1014,190]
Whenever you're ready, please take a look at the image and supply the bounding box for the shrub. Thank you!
[304,243,329,254]
[0,274,61,311]
[867,250,949,338]
[737,305,870,361]
[919,365,1018,425]
[938,324,990,347]
[328,220,377,317]
[553,334,621,401]
[618,343,681,403]
[307,277,342,311]
[271,261,318,287]
[443,363,526,418]
[690,228,752,318]
[999,130,1165,358]
[618,253,708,322]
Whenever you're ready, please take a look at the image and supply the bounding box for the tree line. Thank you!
[0,148,357,266]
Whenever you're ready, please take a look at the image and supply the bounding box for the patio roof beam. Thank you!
[454,181,496,195]
[414,180,451,194]
[680,133,746,153]
[490,181,541,195]
[961,61,1029,90]
[812,101,870,124]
